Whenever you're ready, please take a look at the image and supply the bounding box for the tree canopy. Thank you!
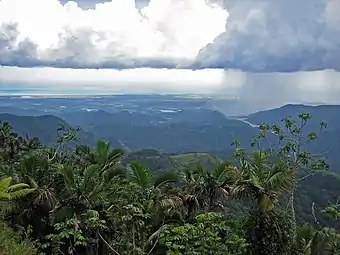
[0,113,340,255]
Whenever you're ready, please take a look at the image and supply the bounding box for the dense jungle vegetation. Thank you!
[1,112,340,255]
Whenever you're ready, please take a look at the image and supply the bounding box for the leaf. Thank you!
[154,171,179,188]
[128,161,152,190]
[58,164,75,188]
[0,177,12,193]
[7,183,30,192]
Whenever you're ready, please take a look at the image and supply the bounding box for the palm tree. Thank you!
[128,161,180,208]
[77,140,124,168]
[182,162,235,216]
[296,224,340,255]
[0,122,21,162]
[232,150,295,255]
[15,152,58,215]
[127,161,182,224]
[232,150,294,212]
[0,177,35,215]
[0,122,13,143]
[19,135,42,152]
[6,152,59,240]
[125,161,182,252]
[57,164,104,214]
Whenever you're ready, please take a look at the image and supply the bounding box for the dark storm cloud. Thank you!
[194,0,340,72]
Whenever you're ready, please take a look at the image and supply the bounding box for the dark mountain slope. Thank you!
[248,104,340,128]
[0,114,96,146]
[246,104,340,172]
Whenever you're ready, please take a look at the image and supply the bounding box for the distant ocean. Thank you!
[0,85,94,96]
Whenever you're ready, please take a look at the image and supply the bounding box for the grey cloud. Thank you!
[1,0,340,72]
[211,70,340,115]
[59,0,105,9]
[60,0,150,10]
[194,0,340,72]
[0,24,39,67]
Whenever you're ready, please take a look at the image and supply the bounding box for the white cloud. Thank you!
[0,0,228,67]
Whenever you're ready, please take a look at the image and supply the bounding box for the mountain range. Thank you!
[1,95,340,229]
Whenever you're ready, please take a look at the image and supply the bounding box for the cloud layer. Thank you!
[0,0,227,68]
[195,0,340,72]
[0,0,340,71]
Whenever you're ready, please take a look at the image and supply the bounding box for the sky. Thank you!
[0,0,340,108]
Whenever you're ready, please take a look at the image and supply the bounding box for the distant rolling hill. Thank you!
[0,114,96,146]
[124,149,340,229]
[246,104,340,172]
[123,149,182,174]
[124,150,224,173]
[58,108,258,154]
[3,104,340,173]
[247,104,340,128]
[171,152,223,171]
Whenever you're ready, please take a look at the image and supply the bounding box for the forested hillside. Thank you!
[2,112,340,254]
[4,103,340,173]
[0,114,96,147]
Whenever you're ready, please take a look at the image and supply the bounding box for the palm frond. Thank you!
[232,180,260,200]
[83,165,100,184]
[154,171,179,188]
[193,164,208,178]
[7,183,30,192]
[215,186,230,200]
[266,162,294,193]
[158,195,183,211]
[95,140,110,164]
[183,195,200,216]
[33,186,57,211]
[58,164,75,188]
[128,161,152,190]
[108,148,125,162]
[0,177,12,193]
[0,177,34,201]
[211,163,229,181]
[8,188,35,200]
[103,166,126,181]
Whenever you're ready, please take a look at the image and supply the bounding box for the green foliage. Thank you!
[0,177,35,215]
[295,224,340,255]
[159,212,248,255]
[0,177,35,200]
[45,217,87,254]
[232,149,294,212]
[245,209,295,255]
[323,203,340,220]
[0,221,37,255]
[0,112,340,255]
